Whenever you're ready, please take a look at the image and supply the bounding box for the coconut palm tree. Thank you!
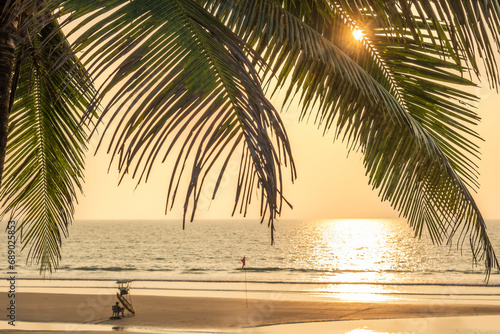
[0,0,499,276]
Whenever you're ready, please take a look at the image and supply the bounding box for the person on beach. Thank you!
[112,302,123,318]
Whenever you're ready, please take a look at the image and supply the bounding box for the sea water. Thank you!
[1,219,500,299]
[1,219,500,334]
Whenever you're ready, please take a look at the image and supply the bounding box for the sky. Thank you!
[73,81,500,222]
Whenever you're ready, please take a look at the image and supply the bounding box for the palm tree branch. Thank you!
[201,0,498,275]
[337,0,500,87]
[0,19,95,273]
[59,0,296,234]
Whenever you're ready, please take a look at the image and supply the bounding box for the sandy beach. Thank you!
[2,291,500,333]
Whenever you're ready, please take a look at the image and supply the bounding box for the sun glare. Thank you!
[309,219,406,302]
[352,29,364,41]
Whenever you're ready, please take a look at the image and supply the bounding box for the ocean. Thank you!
[2,219,500,292]
[2,219,500,333]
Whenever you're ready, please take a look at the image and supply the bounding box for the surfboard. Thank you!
[116,292,135,314]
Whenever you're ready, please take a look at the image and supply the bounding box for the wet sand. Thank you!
[2,292,500,332]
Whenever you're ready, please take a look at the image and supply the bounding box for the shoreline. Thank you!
[4,279,500,306]
[2,292,500,333]
[3,276,500,284]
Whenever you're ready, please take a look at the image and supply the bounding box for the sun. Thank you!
[352,29,364,41]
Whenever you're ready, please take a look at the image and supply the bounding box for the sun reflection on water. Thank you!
[346,330,379,334]
[315,283,399,302]
[310,219,411,302]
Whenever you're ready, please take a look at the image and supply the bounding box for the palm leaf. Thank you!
[203,0,499,276]
[0,19,96,272]
[333,0,500,88]
[59,0,296,237]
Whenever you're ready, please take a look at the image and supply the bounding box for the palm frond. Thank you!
[59,0,296,235]
[203,0,499,276]
[0,19,95,272]
[333,0,500,88]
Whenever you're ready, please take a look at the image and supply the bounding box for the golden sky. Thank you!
[73,83,500,221]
